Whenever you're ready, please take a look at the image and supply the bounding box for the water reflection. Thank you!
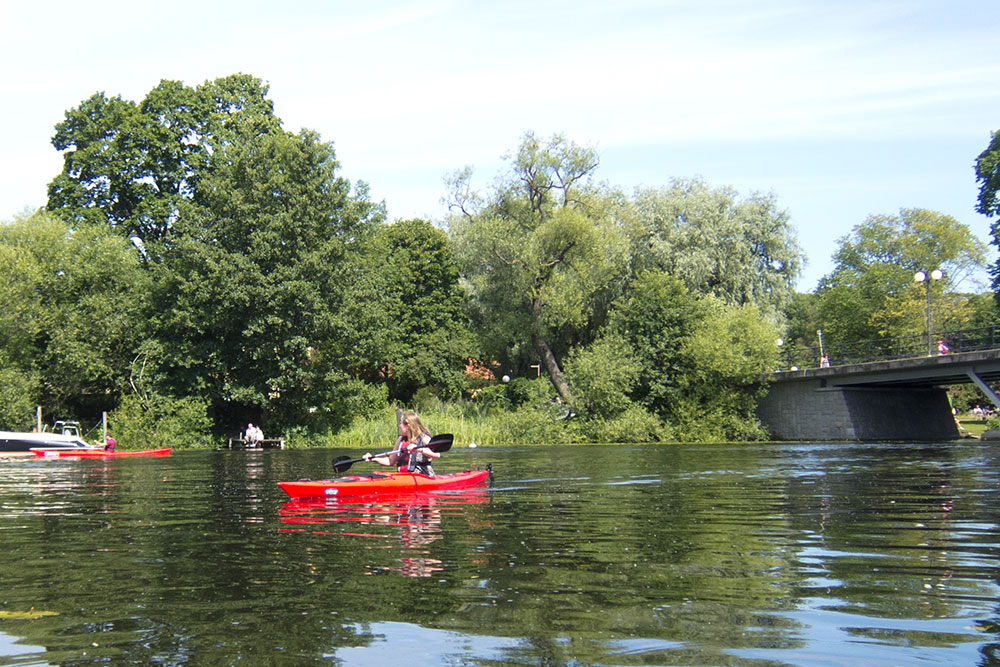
[279,491,491,577]
[0,445,996,664]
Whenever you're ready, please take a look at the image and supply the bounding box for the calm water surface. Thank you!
[0,442,998,665]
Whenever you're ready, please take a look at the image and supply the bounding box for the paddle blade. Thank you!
[427,433,454,453]
[332,455,355,473]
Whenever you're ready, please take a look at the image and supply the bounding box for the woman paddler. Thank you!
[363,411,440,476]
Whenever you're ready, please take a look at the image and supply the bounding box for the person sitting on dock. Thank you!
[363,412,440,476]
[245,423,264,448]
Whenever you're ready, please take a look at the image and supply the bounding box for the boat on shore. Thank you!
[278,467,492,499]
[0,421,94,456]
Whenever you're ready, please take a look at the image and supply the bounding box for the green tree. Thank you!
[48,74,282,249]
[674,299,779,441]
[816,208,988,344]
[0,211,149,423]
[47,75,391,436]
[563,335,642,420]
[600,271,702,419]
[362,219,474,403]
[447,132,629,404]
[145,129,383,434]
[578,271,778,440]
[627,177,803,316]
[975,130,1000,299]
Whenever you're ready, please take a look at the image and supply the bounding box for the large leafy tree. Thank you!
[47,75,387,435]
[569,270,779,441]
[599,271,703,418]
[674,298,779,441]
[627,177,803,316]
[47,74,282,250]
[447,132,629,403]
[145,129,383,433]
[816,208,987,344]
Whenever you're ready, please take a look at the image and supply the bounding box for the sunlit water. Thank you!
[0,442,998,665]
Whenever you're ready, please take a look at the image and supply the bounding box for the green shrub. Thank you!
[577,406,666,443]
[110,393,214,449]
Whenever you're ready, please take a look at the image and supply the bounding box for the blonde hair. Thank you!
[399,412,430,441]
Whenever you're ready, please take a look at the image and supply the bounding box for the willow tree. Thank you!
[446,133,629,404]
[627,177,802,317]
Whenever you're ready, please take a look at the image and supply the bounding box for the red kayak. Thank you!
[278,469,491,499]
[31,448,172,458]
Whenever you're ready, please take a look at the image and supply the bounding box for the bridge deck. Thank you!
[770,349,1000,389]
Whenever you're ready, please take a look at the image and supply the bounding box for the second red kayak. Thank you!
[278,468,491,499]
[32,448,173,458]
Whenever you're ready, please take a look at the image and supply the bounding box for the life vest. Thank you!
[395,440,435,476]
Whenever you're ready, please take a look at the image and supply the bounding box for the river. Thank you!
[0,442,997,665]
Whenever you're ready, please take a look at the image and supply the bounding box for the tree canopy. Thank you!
[628,177,802,318]
[815,208,988,344]
[447,132,629,404]
[0,72,888,445]
[48,75,283,250]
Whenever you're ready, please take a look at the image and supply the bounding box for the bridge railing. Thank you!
[779,325,1000,370]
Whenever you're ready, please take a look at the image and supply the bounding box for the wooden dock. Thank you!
[226,437,285,450]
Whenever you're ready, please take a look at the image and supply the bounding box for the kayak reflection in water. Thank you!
[398,503,444,577]
[363,411,440,476]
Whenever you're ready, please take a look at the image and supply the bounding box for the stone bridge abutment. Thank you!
[756,350,1000,441]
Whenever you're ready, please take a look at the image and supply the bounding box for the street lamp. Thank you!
[914,269,943,356]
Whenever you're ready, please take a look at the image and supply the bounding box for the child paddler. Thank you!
[363,411,440,476]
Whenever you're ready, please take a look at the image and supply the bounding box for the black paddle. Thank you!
[331,433,454,474]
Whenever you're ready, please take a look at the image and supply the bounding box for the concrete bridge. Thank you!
[756,348,1000,441]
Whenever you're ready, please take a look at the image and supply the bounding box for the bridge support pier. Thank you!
[757,378,959,441]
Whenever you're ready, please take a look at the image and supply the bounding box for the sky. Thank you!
[3,0,999,291]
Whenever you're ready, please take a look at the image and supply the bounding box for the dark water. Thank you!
[0,442,998,666]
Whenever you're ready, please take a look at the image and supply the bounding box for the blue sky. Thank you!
[3,0,998,291]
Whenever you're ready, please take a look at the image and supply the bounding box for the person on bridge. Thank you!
[938,340,950,355]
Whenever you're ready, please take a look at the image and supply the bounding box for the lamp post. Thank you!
[914,269,943,356]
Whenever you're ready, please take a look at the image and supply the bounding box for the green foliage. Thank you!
[670,299,779,441]
[575,405,667,443]
[110,392,213,449]
[975,130,1000,301]
[602,271,703,418]
[361,219,475,403]
[145,127,383,434]
[472,384,512,414]
[48,74,282,245]
[504,376,551,408]
[564,335,642,419]
[628,177,802,317]
[447,132,629,403]
[494,406,582,445]
[816,209,988,344]
[0,353,39,430]
[0,211,149,419]
[976,130,1000,219]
